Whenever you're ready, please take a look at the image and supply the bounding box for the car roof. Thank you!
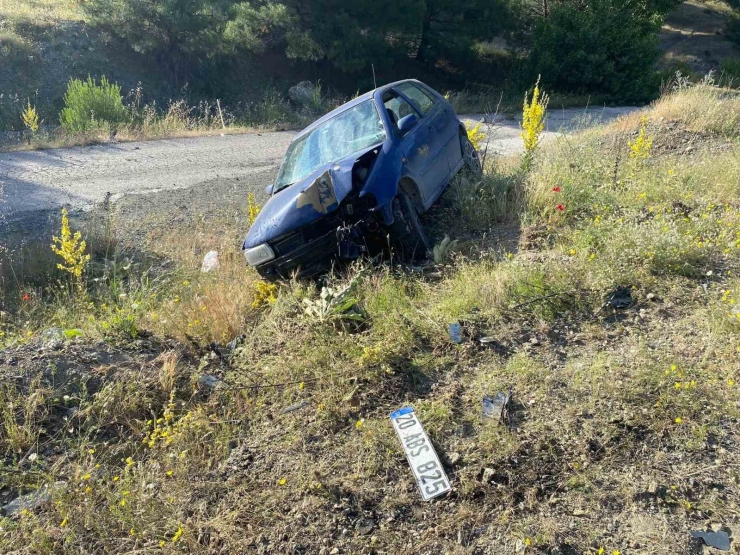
[292,79,427,141]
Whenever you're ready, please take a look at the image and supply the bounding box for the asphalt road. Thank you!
[0,106,638,231]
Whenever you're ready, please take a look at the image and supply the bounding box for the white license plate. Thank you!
[390,406,451,501]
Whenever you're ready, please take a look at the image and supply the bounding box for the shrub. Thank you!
[60,76,128,133]
[526,0,662,102]
[720,58,740,81]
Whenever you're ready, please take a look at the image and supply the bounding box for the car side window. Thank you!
[383,91,417,131]
[396,83,435,116]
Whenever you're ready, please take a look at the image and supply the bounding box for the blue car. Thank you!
[242,79,482,279]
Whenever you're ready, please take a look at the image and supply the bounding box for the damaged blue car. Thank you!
[242,79,482,279]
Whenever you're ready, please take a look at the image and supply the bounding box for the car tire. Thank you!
[393,193,430,261]
[460,133,483,178]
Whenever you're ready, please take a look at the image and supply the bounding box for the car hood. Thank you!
[244,149,371,249]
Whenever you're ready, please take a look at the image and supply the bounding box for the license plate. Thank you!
[390,406,451,501]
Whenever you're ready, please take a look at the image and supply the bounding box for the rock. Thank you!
[648,481,658,495]
[1,482,67,516]
[40,328,65,350]
[482,468,495,483]
[449,452,462,465]
[201,250,220,273]
[355,517,375,535]
[289,81,318,106]
[199,375,221,389]
[329,548,340,555]
[515,539,526,553]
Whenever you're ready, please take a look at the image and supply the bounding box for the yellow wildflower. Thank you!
[172,525,183,543]
[521,77,549,152]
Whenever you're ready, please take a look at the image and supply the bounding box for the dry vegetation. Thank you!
[1,84,740,554]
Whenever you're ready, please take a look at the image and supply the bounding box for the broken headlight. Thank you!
[243,243,275,266]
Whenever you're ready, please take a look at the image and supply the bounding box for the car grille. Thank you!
[270,213,343,257]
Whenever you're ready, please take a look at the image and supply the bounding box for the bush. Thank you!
[526,0,662,103]
[720,58,740,81]
[60,76,128,133]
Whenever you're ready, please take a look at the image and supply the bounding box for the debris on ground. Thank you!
[198,374,222,389]
[482,390,511,424]
[280,400,310,414]
[449,322,463,344]
[1,482,67,517]
[604,285,633,309]
[690,529,731,551]
[201,250,220,273]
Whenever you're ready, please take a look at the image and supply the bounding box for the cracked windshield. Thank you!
[274,100,385,191]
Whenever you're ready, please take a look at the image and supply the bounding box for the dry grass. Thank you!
[1,83,740,554]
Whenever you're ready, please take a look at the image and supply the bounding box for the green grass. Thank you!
[1,84,740,553]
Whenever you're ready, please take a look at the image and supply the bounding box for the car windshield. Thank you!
[274,100,386,192]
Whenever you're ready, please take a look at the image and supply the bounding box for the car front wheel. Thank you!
[392,193,430,262]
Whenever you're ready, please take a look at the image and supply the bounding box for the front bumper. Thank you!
[256,229,340,279]
[255,217,378,280]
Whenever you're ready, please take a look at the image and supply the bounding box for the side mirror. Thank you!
[265,183,275,195]
[397,113,418,135]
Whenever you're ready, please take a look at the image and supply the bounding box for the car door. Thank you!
[416,82,464,174]
[395,82,457,206]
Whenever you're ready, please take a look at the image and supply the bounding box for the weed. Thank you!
[628,115,653,160]
[521,77,549,154]
[21,100,39,134]
[466,121,485,151]
[51,208,90,286]
[247,192,262,226]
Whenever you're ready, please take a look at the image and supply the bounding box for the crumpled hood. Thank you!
[243,147,374,249]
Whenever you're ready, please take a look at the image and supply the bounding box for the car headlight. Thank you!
[243,243,275,266]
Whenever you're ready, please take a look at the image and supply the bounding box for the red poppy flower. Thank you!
[556,204,565,211]
[553,187,561,193]
[22,293,31,302]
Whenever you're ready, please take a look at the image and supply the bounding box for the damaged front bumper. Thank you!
[254,214,379,280]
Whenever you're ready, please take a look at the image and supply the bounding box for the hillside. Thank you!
[660,0,740,74]
[1,83,739,554]
[2,0,740,137]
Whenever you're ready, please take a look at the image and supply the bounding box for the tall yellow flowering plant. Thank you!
[51,208,90,286]
[21,101,40,134]
[628,115,653,160]
[521,77,549,155]
[247,192,261,226]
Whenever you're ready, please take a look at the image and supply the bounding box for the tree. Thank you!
[525,0,664,101]
[414,0,511,64]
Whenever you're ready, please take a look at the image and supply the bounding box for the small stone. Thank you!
[449,452,462,465]
[40,328,65,350]
[515,539,526,553]
[355,517,375,535]
[1,482,67,516]
[572,508,588,517]
[482,468,495,483]
[648,481,658,495]
[199,375,221,389]
[329,548,340,555]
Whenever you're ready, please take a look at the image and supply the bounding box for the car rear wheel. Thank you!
[392,193,430,261]
[461,133,483,178]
